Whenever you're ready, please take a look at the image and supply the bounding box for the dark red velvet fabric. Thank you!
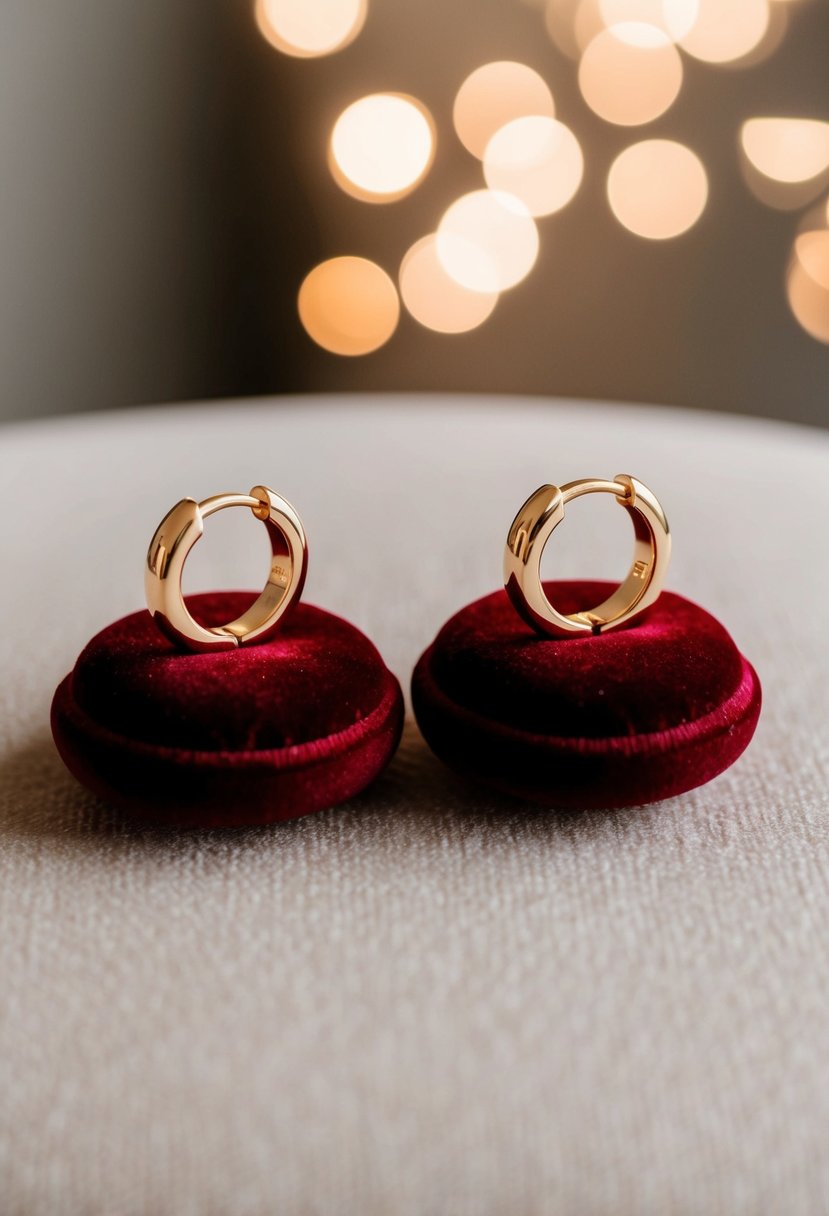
[51,592,404,827]
[412,580,761,808]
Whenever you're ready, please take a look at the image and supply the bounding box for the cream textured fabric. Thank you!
[1,396,827,1216]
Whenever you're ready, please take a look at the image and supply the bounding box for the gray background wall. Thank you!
[0,0,827,427]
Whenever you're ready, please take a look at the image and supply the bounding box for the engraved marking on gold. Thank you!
[502,474,670,638]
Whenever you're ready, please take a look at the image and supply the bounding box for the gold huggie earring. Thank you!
[504,474,671,637]
[145,485,308,652]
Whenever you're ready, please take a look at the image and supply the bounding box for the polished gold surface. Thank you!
[504,474,671,637]
[145,486,308,652]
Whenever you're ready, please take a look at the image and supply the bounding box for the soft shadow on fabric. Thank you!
[0,722,662,855]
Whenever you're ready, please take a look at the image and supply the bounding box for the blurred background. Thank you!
[1,0,827,428]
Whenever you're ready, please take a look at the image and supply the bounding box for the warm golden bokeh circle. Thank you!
[298,257,400,355]
[795,230,829,293]
[599,0,697,40]
[545,0,605,59]
[399,236,499,333]
[254,0,367,58]
[436,190,540,293]
[787,257,829,344]
[741,118,829,184]
[661,0,702,41]
[607,140,708,238]
[483,117,584,217]
[453,62,555,159]
[678,0,770,64]
[578,23,683,126]
[329,94,435,202]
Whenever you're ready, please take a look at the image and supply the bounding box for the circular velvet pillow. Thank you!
[52,592,404,827]
[412,580,761,808]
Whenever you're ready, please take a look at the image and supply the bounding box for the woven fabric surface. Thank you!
[1,395,827,1216]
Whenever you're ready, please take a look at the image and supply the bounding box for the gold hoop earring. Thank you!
[504,474,670,637]
[145,485,308,652]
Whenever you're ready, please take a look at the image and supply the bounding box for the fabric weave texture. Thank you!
[0,396,827,1216]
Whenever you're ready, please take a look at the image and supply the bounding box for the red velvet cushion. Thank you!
[412,580,761,808]
[51,592,404,827]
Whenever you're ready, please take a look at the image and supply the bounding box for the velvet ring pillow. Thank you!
[52,592,404,828]
[412,580,761,808]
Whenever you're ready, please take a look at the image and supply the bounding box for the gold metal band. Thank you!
[503,474,671,637]
[145,485,308,652]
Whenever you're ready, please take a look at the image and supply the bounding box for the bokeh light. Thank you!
[660,0,701,39]
[453,62,555,159]
[723,0,788,68]
[601,0,667,26]
[608,140,708,238]
[264,0,823,358]
[598,0,697,39]
[483,117,584,216]
[578,24,683,126]
[436,190,539,293]
[545,0,605,59]
[740,118,829,209]
[546,0,700,57]
[298,256,399,355]
[741,118,829,183]
[677,0,770,64]
[254,0,367,58]
[794,230,829,292]
[787,256,829,344]
[399,236,499,333]
[330,94,435,201]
